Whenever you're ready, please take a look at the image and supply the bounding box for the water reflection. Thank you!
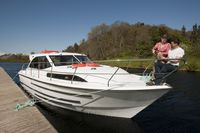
[37,103,143,133]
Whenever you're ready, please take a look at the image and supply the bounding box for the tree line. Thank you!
[0,54,29,63]
[63,22,200,60]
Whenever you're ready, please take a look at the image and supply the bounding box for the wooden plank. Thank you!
[0,67,57,133]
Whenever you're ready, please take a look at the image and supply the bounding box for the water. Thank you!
[1,62,200,133]
[135,72,200,133]
[0,62,23,83]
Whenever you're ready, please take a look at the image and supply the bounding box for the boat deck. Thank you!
[0,67,57,132]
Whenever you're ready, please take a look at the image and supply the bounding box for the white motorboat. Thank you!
[18,50,171,118]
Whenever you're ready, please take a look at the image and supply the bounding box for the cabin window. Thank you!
[49,55,79,66]
[74,55,91,63]
[29,56,51,69]
[47,73,87,82]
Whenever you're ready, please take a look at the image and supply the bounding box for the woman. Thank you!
[152,34,171,59]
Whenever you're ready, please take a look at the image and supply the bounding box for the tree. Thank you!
[136,41,152,57]
[197,25,200,44]
[158,25,168,37]
[73,43,79,52]
[181,25,186,37]
[190,24,198,43]
[64,46,74,52]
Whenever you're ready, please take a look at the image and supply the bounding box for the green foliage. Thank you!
[181,25,186,37]
[187,44,200,57]
[62,22,200,71]
[184,57,200,71]
[136,41,152,57]
[63,43,79,53]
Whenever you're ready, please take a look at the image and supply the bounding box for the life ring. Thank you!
[72,63,99,68]
[40,50,58,54]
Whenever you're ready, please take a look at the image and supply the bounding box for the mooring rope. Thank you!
[15,99,36,111]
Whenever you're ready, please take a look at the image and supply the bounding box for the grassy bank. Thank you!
[98,59,153,69]
[182,57,200,72]
[97,57,200,72]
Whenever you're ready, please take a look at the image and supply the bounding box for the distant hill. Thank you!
[63,22,200,60]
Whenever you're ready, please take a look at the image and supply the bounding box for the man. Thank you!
[148,38,185,85]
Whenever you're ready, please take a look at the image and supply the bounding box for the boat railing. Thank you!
[155,58,187,81]
[21,63,29,70]
[107,67,120,87]
[20,58,186,86]
[71,67,78,84]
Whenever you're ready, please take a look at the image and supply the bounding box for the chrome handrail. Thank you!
[71,67,78,84]
[50,62,53,81]
[21,58,186,86]
[21,63,29,70]
[159,58,187,80]
[107,67,120,87]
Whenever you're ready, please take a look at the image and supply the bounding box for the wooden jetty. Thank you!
[0,67,57,133]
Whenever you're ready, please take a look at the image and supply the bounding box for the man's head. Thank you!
[171,38,180,48]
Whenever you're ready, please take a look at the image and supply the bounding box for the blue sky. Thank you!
[0,0,200,54]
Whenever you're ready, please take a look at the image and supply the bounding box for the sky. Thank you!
[0,0,200,54]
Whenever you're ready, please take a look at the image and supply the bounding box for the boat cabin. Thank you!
[28,51,92,69]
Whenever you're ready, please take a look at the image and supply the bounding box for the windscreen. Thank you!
[75,55,92,63]
[49,55,79,66]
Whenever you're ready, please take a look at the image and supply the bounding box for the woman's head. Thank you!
[161,34,168,43]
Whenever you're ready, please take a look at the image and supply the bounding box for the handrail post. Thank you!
[160,58,186,80]
[71,67,78,84]
[21,64,24,70]
[142,59,155,76]
[126,59,131,71]
[25,66,27,75]
[38,62,40,78]
[25,63,27,75]
[107,67,120,87]
[31,67,32,77]
[50,62,53,81]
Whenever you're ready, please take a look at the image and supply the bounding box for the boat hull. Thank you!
[19,74,170,118]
